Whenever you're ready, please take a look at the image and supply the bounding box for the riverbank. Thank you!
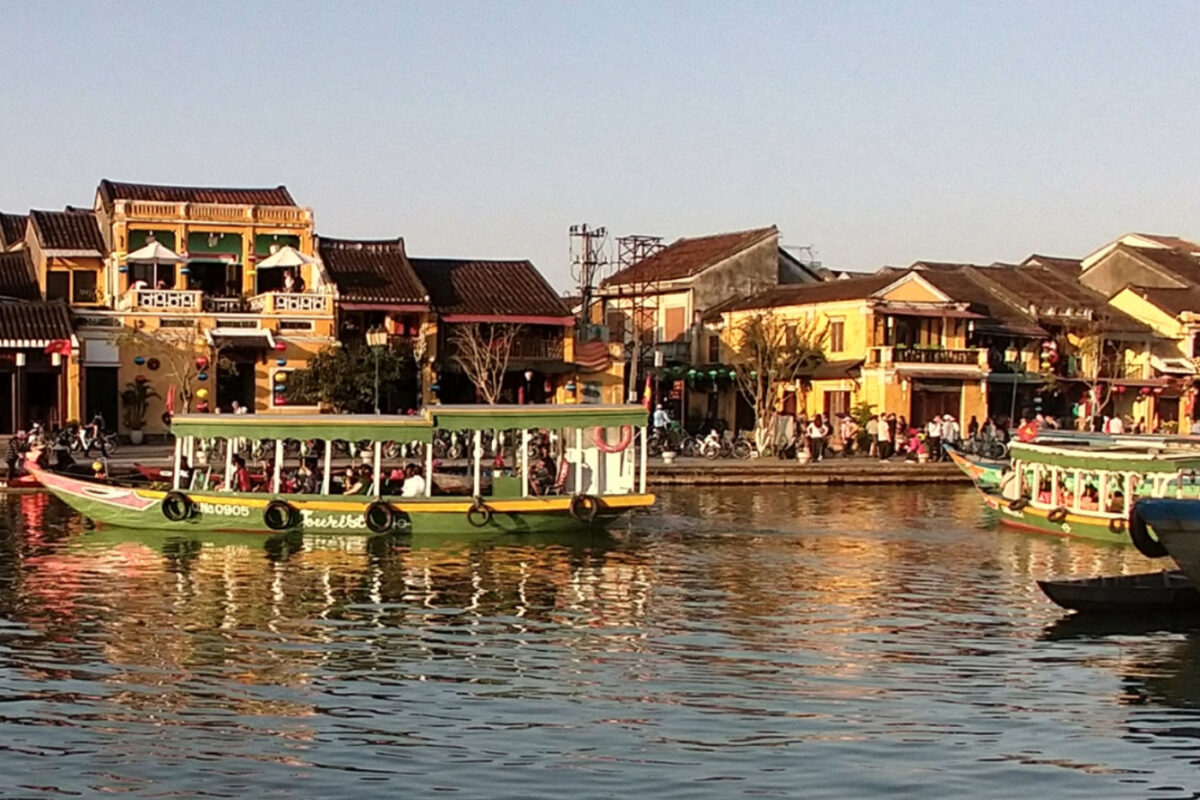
[648,456,970,486]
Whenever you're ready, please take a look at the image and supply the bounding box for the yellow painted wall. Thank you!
[723,299,873,361]
[876,275,947,303]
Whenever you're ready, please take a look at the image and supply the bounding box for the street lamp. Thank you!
[366,326,388,414]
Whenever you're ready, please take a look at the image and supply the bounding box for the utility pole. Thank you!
[569,224,608,339]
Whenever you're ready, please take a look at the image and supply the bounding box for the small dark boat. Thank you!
[1037,570,1200,613]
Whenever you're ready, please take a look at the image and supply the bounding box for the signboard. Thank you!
[670,380,684,400]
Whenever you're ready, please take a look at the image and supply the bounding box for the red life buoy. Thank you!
[593,425,634,453]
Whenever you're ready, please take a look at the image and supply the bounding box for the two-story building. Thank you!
[64,180,338,434]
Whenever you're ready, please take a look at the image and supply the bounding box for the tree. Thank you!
[117,323,214,413]
[729,312,826,451]
[448,322,524,404]
[289,343,414,412]
[1061,317,1120,430]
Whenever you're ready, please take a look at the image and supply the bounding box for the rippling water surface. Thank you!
[1,486,1199,798]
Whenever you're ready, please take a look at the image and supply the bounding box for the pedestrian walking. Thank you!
[939,414,960,460]
[807,414,827,461]
[876,414,892,461]
[866,414,879,458]
[839,414,858,457]
[925,417,942,462]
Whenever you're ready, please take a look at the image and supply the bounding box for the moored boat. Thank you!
[28,404,655,536]
[1037,570,1200,613]
[971,440,1200,544]
[944,444,1006,489]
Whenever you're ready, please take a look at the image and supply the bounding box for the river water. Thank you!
[0,486,1198,798]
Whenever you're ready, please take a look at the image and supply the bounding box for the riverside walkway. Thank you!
[649,456,969,486]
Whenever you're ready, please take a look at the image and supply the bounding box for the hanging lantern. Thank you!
[687,369,697,378]
[133,356,146,366]
[118,265,129,274]
[196,387,208,400]
[566,381,577,393]
[276,358,287,366]
[274,371,288,384]
[197,371,208,381]
[274,394,287,405]
[1154,386,1164,395]
[195,356,209,369]
[135,374,148,384]
[708,369,718,379]
[147,358,160,371]
[274,342,286,352]
[195,400,209,413]
[274,383,285,393]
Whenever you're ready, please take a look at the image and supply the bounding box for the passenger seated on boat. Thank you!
[254,460,274,491]
[1108,490,1124,514]
[177,458,194,489]
[401,463,426,498]
[232,455,252,493]
[529,445,557,496]
[342,465,370,496]
[386,467,405,494]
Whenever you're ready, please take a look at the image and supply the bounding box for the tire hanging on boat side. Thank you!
[467,497,492,528]
[569,494,599,524]
[162,491,193,522]
[1128,503,1168,558]
[365,501,395,534]
[264,500,297,531]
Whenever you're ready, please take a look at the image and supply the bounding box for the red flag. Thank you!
[165,384,176,415]
[642,374,653,410]
[43,339,71,356]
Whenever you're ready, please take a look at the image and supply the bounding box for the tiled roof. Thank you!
[601,226,777,287]
[1129,286,1200,316]
[0,251,39,300]
[1128,246,1200,286]
[0,213,28,248]
[29,209,104,253]
[0,300,72,345]
[1022,254,1082,273]
[317,237,429,305]
[917,267,1046,337]
[1134,233,1200,253]
[409,258,571,319]
[725,273,896,311]
[98,179,295,207]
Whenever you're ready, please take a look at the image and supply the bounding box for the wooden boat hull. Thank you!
[945,446,1006,489]
[1037,570,1200,613]
[30,465,654,535]
[1130,499,1200,586]
[977,486,1132,545]
[0,472,41,490]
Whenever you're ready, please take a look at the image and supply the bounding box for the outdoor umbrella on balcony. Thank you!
[255,245,318,269]
[124,241,185,265]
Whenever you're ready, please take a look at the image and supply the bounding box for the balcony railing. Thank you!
[118,200,312,227]
[509,338,565,361]
[246,291,332,315]
[868,346,987,367]
[655,340,692,363]
[119,288,203,311]
[203,297,246,313]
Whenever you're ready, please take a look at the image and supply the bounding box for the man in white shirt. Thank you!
[400,463,426,497]
[652,404,670,430]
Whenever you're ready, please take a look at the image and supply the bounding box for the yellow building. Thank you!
[718,271,990,428]
[74,180,336,435]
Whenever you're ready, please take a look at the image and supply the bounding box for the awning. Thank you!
[986,371,1045,385]
[800,359,863,380]
[1151,355,1197,376]
[573,339,612,373]
[896,365,984,381]
[206,327,275,350]
[256,245,319,269]
[124,241,185,265]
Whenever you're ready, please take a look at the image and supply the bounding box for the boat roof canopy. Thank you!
[1010,441,1200,473]
[168,404,649,442]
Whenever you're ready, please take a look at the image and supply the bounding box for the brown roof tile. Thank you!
[1129,286,1200,316]
[1128,246,1200,286]
[0,213,28,248]
[98,179,295,207]
[0,300,72,344]
[29,209,104,253]
[0,251,39,301]
[1135,233,1200,253]
[318,237,429,306]
[1021,254,1082,273]
[409,258,570,319]
[601,226,777,287]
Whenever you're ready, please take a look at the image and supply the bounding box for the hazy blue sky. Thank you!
[1,1,1197,289]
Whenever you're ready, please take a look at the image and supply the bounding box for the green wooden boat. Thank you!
[29,404,655,536]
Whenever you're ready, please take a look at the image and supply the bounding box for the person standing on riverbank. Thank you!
[939,414,960,460]
[866,414,879,458]
[839,414,858,457]
[877,413,893,461]
[925,417,942,462]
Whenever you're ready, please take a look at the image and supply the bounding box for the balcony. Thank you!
[119,201,312,227]
[868,346,988,368]
[203,297,246,314]
[655,340,693,363]
[509,338,565,361]
[118,288,203,311]
[246,291,333,316]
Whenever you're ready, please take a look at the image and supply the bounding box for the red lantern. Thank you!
[274,342,287,352]
[135,374,148,384]
[1154,386,1164,395]
[195,356,209,369]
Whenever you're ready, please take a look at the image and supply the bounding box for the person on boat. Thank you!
[530,445,557,495]
[297,459,319,494]
[232,455,252,493]
[5,430,26,481]
[386,467,406,494]
[401,463,426,497]
[91,461,107,480]
[1107,490,1125,514]
[177,457,194,490]
[342,465,370,496]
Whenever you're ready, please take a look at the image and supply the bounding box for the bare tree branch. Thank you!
[448,322,523,404]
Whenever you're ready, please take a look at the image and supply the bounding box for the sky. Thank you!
[1,1,1198,290]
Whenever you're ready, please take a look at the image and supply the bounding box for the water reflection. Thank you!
[0,486,1198,798]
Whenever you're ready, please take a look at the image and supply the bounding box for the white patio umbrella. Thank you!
[124,241,185,264]
[255,245,319,269]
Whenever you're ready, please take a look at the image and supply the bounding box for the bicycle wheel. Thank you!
[732,440,751,459]
[680,436,699,457]
[984,441,1007,460]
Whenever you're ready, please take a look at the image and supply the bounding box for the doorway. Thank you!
[911,380,963,424]
[218,358,257,413]
[188,261,241,299]
[84,367,119,431]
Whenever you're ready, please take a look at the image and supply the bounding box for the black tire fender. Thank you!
[264,500,297,531]
[467,497,492,528]
[1128,503,1168,557]
[1047,507,1068,523]
[1008,498,1028,511]
[365,500,395,534]
[1108,516,1126,536]
[162,491,192,522]
[569,494,600,524]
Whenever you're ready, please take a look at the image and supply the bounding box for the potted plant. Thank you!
[120,379,160,445]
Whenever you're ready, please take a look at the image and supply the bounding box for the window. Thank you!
[829,319,845,353]
[663,307,686,342]
[46,271,70,301]
[707,333,720,364]
[72,271,98,303]
[824,390,851,418]
[606,311,626,342]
